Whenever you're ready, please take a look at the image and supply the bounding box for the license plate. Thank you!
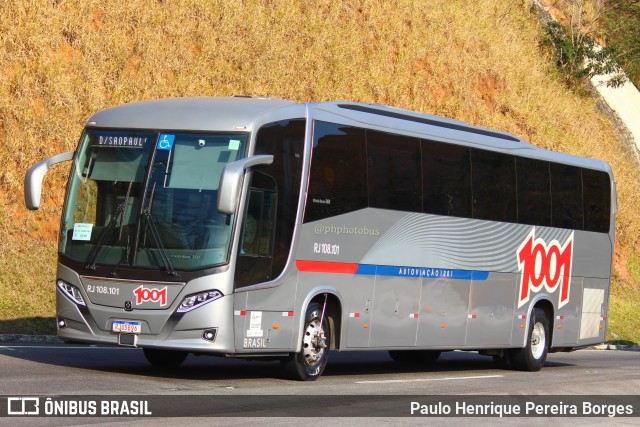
[112,320,142,334]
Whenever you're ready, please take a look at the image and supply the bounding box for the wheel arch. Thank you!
[295,287,343,352]
[532,298,555,348]
[520,295,555,349]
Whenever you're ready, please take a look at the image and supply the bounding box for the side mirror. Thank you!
[217,155,274,215]
[24,151,74,210]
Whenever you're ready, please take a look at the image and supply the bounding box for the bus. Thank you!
[25,96,616,380]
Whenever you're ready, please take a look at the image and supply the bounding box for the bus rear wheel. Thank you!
[510,308,549,372]
[143,348,188,368]
[282,302,330,381]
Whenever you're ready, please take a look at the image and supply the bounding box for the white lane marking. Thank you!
[356,374,504,384]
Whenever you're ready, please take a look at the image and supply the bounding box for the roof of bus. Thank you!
[86,96,298,132]
[85,96,611,173]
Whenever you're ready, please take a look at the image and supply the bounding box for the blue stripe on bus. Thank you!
[354,264,489,280]
[297,260,489,281]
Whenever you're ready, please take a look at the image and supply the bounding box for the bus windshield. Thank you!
[60,129,248,272]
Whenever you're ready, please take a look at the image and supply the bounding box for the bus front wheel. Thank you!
[282,302,330,381]
[510,308,549,372]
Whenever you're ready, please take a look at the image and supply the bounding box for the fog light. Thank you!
[57,317,67,329]
[202,328,218,342]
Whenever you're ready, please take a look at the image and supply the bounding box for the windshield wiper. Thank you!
[109,235,131,277]
[85,180,133,271]
[139,182,179,277]
[142,209,179,277]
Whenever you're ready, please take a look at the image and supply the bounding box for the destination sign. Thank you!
[92,135,149,148]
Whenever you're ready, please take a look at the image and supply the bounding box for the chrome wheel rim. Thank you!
[531,321,546,360]
[302,319,326,366]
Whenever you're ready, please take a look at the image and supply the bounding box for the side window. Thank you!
[471,149,517,222]
[516,157,551,227]
[367,130,422,212]
[304,121,367,222]
[551,163,584,229]
[235,119,305,289]
[583,168,611,233]
[240,176,276,257]
[422,140,472,217]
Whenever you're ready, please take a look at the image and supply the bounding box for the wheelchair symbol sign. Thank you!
[157,134,175,150]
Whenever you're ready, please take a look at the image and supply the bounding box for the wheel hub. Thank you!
[302,319,326,365]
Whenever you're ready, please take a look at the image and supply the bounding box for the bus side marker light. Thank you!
[273,324,280,330]
[557,325,564,329]
[600,326,604,330]
[468,314,477,319]
[349,313,360,318]
[518,315,526,320]
[520,324,525,329]
[282,311,294,317]
[234,310,247,316]
[409,313,419,319]
[363,324,369,329]
[557,315,565,320]
[440,324,446,329]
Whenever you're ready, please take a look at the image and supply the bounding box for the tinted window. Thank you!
[516,157,551,226]
[583,169,611,232]
[367,130,422,212]
[302,121,608,234]
[236,119,305,288]
[551,163,584,229]
[305,121,367,222]
[471,149,517,222]
[422,140,472,217]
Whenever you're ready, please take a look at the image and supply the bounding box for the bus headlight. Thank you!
[176,290,223,313]
[57,280,86,306]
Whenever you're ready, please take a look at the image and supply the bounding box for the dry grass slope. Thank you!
[1,0,639,340]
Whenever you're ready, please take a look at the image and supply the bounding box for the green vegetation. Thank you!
[544,20,625,88]
[538,0,639,89]
[1,0,639,343]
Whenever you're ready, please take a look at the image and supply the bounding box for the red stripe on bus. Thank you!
[296,260,359,274]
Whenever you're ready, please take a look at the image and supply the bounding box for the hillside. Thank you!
[1,0,639,341]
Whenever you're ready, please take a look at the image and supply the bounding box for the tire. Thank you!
[510,308,549,372]
[143,348,188,368]
[388,350,441,364]
[282,302,330,381]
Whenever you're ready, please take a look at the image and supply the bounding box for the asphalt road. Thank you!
[0,344,638,425]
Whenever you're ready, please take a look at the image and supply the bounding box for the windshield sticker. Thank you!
[247,311,263,338]
[157,134,175,151]
[228,139,241,151]
[72,223,93,241]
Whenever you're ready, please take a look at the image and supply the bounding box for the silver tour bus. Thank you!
[25,97,616,380]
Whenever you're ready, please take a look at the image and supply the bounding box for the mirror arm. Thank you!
[24,151,74,210]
